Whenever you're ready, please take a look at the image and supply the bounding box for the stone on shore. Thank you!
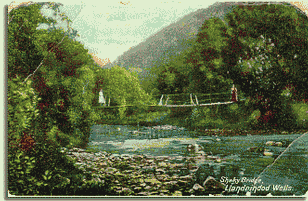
[203,176,226,194]
[266,141,275,146]
[189,183,205,195]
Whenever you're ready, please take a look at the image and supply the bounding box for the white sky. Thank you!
[41,0,221,63]
[6,0,308,64]
[51,0,308,64]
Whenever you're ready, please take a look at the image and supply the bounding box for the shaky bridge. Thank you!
[97,86,239,108]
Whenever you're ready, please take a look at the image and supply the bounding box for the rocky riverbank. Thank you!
[61,147,227,196]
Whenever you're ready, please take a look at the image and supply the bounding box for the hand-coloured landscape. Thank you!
[7,1,308,198]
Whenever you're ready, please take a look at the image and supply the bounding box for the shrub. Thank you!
[8,77,40,150]
[7,77,88,195]
[292,102,308,129]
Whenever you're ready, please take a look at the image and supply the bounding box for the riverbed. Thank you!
[87,124,308,196]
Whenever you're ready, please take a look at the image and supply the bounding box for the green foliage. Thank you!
[8,150,39,195]
[8,3,50,78]
[187,107,226,129]
[292,103,308,128]
[8,2,99,148]
[188,17,233,94]
[7,3,104,195]
[146,37,195,96]
[99,66,153,106]
[222,4,308,128]
[247,109,261,128]
[8,77,40,144]
[93,66,155,124]
[179,4,308,129]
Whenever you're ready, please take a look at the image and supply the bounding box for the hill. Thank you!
[102,2,305,85]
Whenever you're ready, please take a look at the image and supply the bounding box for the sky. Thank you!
[6,0,308,66]
[39,0,219,65]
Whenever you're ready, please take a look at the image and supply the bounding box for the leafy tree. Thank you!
[95,65,153,106]
[150,37,195,96]
[223,3,308,129]
[156,59,190,95]
[8,76,40,153]
[7,2,103,195]
[8,3,51,78]
[8,2,99,148]
[187,17,233,95]
[191,4,308,129]
[30,29,99,147]
[186,3,308,129]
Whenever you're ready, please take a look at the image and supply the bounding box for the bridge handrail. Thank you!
[153,92,231,97]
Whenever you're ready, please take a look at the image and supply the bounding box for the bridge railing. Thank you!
[154,92,231,106]
[92,92,236,109]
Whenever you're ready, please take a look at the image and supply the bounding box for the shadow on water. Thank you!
[88,124,308,196]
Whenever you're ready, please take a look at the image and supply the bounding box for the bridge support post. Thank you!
[195,95,199,105]
[158,95,164,106]
[190,94,195,105]
[165,96,169,105]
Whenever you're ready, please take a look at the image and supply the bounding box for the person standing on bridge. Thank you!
[231,84,238,102]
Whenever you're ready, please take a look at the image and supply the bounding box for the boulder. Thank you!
[189,183,205,195]
[247,146,264,153]
[203,176,226,194]
[266,141,275,146]
[187,144,203,153]
[274,142,283,147]
[194,164,215,185]
[263,151,273,156]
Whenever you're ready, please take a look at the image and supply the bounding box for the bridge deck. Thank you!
[93,101,237,108]
[160,101,234,107]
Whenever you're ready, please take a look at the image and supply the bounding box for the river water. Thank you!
[88,124,308,196]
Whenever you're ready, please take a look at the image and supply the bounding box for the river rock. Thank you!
[155,168,165,174]
[194,164,215,185]
[133,155,144,161]
[263,151,273,156]
[189,183,205,195]
[203,176,226,194]
[247,146,264,153]
[266,141,275,146]
[207,155,219,160]
[164,181,179,190]
[179,175,194,183]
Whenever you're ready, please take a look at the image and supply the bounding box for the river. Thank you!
[88,124,308,196]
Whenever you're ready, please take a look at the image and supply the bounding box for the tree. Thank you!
[187,17,233,95]
[151,37,195,96]
[8,2,99,148]
[187,3,308,129]
[8,3,51,78]
[95,66,153,107]
[221,3,308,129]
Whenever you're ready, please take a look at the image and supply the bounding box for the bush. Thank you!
[8,130,88,195]
[8,77,40,150]
[247,109,261,128]
[7,77,90,195]
[292,102,308,129]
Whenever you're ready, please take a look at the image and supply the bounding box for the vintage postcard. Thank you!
[6,1,308,199]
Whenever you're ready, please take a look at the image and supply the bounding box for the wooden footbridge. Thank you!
[94,91,242,109]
